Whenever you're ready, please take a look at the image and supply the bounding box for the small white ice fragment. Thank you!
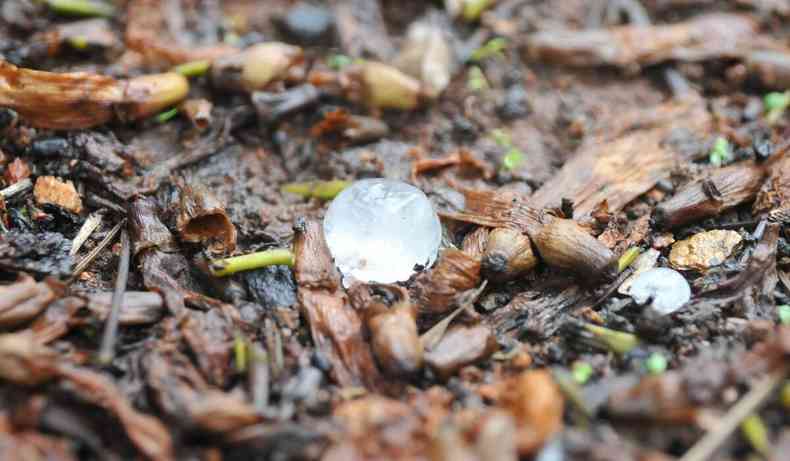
[627,267,691,315]
[323,178,442,284]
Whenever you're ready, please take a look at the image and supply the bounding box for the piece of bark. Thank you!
[125,0,237,66]
[443,190,615,279]
[143,347,259,434]
[655,161,767,229]
[424,323,498,380]
[754,153,790,214]
[489,284,585,339]
[86,291,164,325]
[33,176,83,214]
[0,275,57,327]
[413,249,481,315]
[744,50,790,90]
[330,0,395,60]
[293,217,384,389]
[526,13,757,68]
[176,183,237,254]
[529,98,712,217]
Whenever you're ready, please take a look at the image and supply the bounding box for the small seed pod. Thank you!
[482,227,538,282]
[352,61,423,110]
[350,284,423,376]
[176,183,237,254]
[211,42,303,92]
[119,72,190,122]
[424,322,498,380]
[531,217,616,280]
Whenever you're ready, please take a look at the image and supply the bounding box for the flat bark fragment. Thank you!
[0,275,57,327]
[529,98,712,217]
[293,218,384,390]
[655,161,767,229]
[329,0,395,60]
[526,13,757,68]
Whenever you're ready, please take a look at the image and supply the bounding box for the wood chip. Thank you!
[34,176,83,214]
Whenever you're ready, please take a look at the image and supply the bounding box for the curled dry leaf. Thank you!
[0,61,189,129]
[4,157,30,185]
[176,183,237,254]
[669,229,743,271]
[461,226,490,260]
[414,249,481,315]
[33,176,83,214]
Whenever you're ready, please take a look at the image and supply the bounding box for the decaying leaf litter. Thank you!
[0,0,789,459]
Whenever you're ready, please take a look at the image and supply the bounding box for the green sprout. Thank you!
[764,91,790,124]
[583,323,639,355]
[502,147,525,171]
[489,128,511,147]
[47,0,114,17]
[234,333,248,373]
[66,36,89,50]
[645,352,668,375]
[572,361,593,384]
[466,66,489,92]
[327,54,354,70]
[462,0,494,21]
[173,60,211,78]
[778,304,790,325]
[210,248,294,277]
[155,107,179,123]
[618,246,641,273]
[470,37,507,62]
[281,180,351,200]
[740,414,770,457]
[709,137,731,167]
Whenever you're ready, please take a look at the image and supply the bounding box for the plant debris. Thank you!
[0,2,788,460]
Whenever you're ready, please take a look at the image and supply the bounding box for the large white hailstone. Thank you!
[323,178,442,285]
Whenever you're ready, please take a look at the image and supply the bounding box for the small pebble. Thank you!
[279,3,334,44]
[627,267,691,315]
[669,229,742,271]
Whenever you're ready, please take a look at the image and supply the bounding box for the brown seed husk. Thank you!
[498,370,564,455]
[176,183,237,254]
[359,61,422,110]
[33,176,83,214]
[531,217,616,279]
[413,249,481,315]
[211,43,303,92]
[669,229,743,271]
[482,228,538,282]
